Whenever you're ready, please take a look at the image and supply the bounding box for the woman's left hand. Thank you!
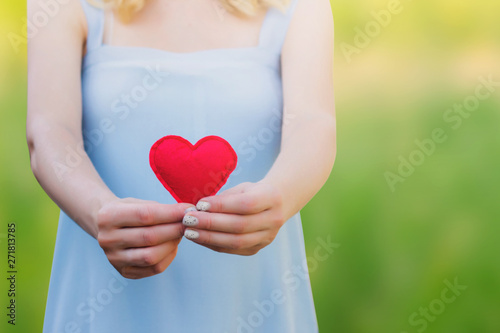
[181,181,286,255]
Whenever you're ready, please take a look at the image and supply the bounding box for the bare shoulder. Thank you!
[280,0,335,117]
[27,0,87,44]
[291,0,334,24]
[27,0,90,132]
[283,0,334,56]
[281,0,334,75]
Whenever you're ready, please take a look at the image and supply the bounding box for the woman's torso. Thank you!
[43,1,319,332]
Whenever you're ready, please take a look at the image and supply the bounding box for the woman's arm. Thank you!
[262,0,336,219]
[181,0,336,255]
[27,0,191,279]
[27,0,112,238]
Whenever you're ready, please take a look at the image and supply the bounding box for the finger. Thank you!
[197,189,273,215]
[183,211,267,234]
[184,228,271,251]
[100,223,184,249]
[99,202,191,228]
[111,240,180,267]
[200,244,262,256]
[120,250,178,279]
[218,182,249,196]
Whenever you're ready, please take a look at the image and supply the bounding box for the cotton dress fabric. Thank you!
[43,0,318,332]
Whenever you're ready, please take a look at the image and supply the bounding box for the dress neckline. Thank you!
[87,7,273,58]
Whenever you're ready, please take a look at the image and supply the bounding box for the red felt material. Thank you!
[149,135,238,204]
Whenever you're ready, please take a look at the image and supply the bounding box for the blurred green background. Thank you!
[1,0,499,332]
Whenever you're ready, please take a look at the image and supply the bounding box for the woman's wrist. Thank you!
[258,176,294,221]
[88,191,118,239]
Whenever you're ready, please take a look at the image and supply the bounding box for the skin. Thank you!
[27,0,335,279]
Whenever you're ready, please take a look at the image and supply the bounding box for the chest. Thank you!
[106,1,268,53]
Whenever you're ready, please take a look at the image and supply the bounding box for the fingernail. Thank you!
[183,215,198,226]
[196,201,211,211]
[184,206,197,214]
[184,229,199,240]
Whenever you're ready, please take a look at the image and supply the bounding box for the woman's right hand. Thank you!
[96,197,193,279]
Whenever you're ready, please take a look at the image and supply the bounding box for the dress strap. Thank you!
[79,0,105,52]
[259,0,299,54]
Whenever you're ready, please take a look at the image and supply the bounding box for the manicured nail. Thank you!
[184,206,197,214]
[196,201,211,211]
[184,229,199,240]
[183,215,198,226]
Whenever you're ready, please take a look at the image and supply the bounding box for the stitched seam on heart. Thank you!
[149,138,184,203]
[149,135,238,204]
[196,136,238,195]
[195,135,238,186]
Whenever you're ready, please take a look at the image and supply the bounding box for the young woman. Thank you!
[27,0,335,331]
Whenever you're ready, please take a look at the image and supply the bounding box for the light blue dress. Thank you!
[43,0,318,332]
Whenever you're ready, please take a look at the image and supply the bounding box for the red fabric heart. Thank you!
[149,135,238,204]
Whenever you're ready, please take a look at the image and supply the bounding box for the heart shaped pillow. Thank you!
[149,135,237,204]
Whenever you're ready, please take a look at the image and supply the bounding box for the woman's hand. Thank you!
[181,182,286,256]
[96,197,193,279]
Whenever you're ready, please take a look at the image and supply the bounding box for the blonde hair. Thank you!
[90,0,291,22]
